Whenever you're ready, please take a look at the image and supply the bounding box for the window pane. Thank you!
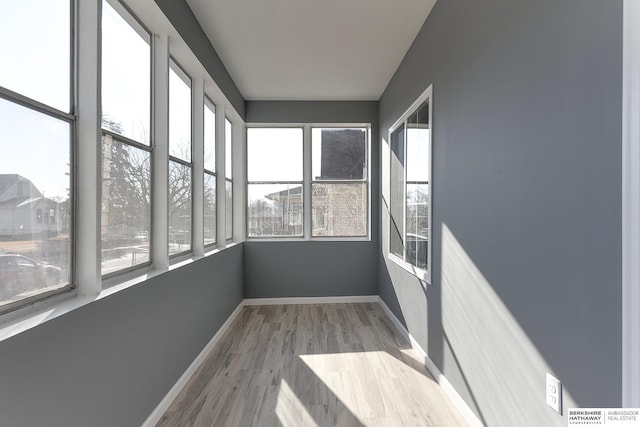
[225,180,232,239]
[169,64,191,162]
[406,184,428,270]
[247,128,303,181]
[101,135,150,275]
[169,161,192,255]
[204,173,216,246]
[405,99,430,270]
[312,128,366,180]
[0,99,71,307]
[390,125,405,258]
[204,100,216,172]
[102,0,150,144]
[406,99,430,182]
[248,184,303,237]
[312,183,367,237]
[225,119,232,179]
[0,0,70,112]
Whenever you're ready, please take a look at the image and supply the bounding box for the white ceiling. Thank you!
[186,0,437,101]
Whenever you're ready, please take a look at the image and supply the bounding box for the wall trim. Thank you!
[623,0,640,408]
[243,295,379,305]
[377,297,484,427]
[141,300,246,427]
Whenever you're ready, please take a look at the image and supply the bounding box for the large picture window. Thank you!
[101,0,151,275]
[0,0,73,312]
[389,86,432,280]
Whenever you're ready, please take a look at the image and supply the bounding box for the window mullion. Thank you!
[76,0,101,295]
[402,120,408,263]
[216,104,226,249]
[192,78,205,256]
[151,34,169,270]
[303,125,312,240]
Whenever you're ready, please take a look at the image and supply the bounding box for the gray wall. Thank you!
[0,245,243,427]
[154,0,245,118]
[245,101,379,298]
[378,1,623,426]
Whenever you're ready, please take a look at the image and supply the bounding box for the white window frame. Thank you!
[100,0,153,278]
[246,127,305,239]
[388,85,433,284]
[167,58,193,259]
[0,0,76,314]
[202,96,217,249]
[245,123,371,242]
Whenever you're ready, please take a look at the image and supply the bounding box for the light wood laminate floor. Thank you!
[157,303,469,427]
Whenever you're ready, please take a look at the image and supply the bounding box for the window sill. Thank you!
[0,243,238,343]
[247,237,371,243]
[388,253,431,285]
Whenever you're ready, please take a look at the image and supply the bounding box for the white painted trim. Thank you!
[377,297,484,427]
[141,300,246,427]
[623,0,640,408]
[243,295,379,305]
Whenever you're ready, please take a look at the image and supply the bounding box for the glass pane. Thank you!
[204,173,216,246]
[0,99,71,307]
[0,0,70,112]
[389,125,405,258]
[248,184,303,237]
[312,128,366,180]
[102,0,150,144]
[225,180,232,239]
[101,135,150,275]
[225,119,232,179]
[406,99,430,182]
[312,183,367,237]
[169,64,191,162]
[247,128,303,181]
[406,183,428,270]
[204,100,216,172]
[169,161,192,255]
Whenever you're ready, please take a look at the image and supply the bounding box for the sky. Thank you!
[0,0,70,199]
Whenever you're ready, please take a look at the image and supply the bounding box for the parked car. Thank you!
[0,254,62,297]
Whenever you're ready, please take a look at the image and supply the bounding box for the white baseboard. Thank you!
[377,297,484,427]
[243,295,379,305]
[141,300,246,427]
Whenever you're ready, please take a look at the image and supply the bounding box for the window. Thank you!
[0,0,73,312]
[389,86,432,279]
[204,98,216,246]
[312,128,368,237]
[101,0,151,276]
[247,125,370,240]
[225,118,233,241]
[169,61,193,255]
[247,128,303,237]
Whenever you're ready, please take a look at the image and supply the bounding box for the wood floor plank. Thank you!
[157,303,469,427]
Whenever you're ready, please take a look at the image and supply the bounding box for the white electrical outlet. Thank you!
[546,373,562,414]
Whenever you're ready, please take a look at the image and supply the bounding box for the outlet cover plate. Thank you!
[546,373,562,414]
